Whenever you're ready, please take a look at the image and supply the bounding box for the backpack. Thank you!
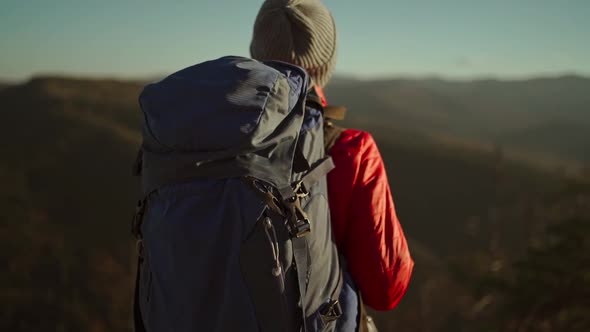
[131,56,344,332]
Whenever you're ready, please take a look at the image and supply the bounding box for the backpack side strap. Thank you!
[131,198,147,332]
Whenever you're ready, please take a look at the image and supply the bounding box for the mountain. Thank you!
[326,75,590,169]
[0,75,588,332]
[0,82,12,91]
[0,77,143,331]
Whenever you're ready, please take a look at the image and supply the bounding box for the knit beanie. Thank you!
[250,0,337,88]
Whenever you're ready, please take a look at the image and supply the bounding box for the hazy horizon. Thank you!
[2,69,588,85]
[2,1,589,81]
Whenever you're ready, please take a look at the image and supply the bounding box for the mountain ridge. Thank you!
[5,75,586,177]
[1,74,588,331]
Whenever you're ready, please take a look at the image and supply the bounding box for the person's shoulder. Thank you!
[334,128,378,154]
[335,128,372,144]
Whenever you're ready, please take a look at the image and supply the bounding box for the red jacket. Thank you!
[318,88,414,311]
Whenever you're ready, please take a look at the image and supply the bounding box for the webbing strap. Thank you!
[277,157,334,200]
[292,157,335,332]
[133,256,147,332]
[297,157,335,196]
[323,106,347,121]
[131,198,147,332]
[292,236,310,332]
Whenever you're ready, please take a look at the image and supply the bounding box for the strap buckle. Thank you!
[244,177,311,238]
[285,197,311,238]
[293,180,309,199]
[244,177,286,217]
[319,299,342,325]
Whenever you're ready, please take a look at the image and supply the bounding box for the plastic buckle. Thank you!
[293,180,309,199]
[286,198,311,238]
[320,300,342,325]
[290,216,311,238]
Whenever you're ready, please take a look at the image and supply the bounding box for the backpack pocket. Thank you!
[240,212,300,332]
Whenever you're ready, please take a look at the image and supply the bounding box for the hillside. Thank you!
[1,76,588,332]
[326,75,590,168]
[0,78,143,331]
[0,82,11,91]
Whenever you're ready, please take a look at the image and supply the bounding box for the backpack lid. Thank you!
[138,56,312,194]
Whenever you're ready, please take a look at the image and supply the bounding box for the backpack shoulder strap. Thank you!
[305,87,347,153]
[324,121,346,153]
[324,105,347,121]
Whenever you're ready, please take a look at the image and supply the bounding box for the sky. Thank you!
[1,0,589,81]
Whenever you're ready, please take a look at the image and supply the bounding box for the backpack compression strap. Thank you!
[131,198,147,332]
[289,156,338,331]
[244,156,338,331]
[131,151,149,332]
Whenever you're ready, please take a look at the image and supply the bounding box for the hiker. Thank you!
[131,1,412,331]
[250,0,415,330]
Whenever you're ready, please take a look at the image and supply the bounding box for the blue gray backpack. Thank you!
[131,56,348,332]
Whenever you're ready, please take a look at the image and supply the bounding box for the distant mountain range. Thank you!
[326,74,590,172]
[3,73,588,168]
[0,75,588,332]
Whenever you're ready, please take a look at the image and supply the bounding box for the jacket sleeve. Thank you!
[327,130,414,311]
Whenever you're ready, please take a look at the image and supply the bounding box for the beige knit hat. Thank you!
[250,0,337,88]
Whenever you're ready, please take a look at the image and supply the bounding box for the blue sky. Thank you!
[1,0,589,81]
